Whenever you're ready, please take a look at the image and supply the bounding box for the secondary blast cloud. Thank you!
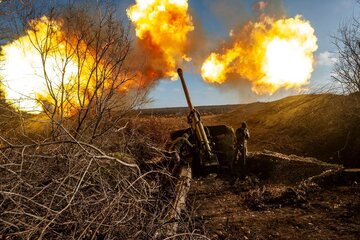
[200,0,318,95]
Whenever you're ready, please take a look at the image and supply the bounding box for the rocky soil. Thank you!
[188,152,360,240]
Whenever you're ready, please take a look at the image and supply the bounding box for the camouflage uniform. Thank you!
[234,123,250,167]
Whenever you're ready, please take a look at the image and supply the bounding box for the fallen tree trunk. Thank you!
[156,164,192,238]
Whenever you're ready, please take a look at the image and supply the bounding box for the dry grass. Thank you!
[0,111,208,239]
[1,140,163,239]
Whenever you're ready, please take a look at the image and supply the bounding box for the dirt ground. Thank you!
[188,153,360,240]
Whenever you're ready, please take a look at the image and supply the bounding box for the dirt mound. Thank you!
[204,94,360,165]
[244,150,341,185]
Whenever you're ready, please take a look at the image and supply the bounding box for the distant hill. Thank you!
[139,104,240,117]
[204,94,360,164]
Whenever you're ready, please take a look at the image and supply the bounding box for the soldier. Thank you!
[234,122,250,167]
[169,131,194,174]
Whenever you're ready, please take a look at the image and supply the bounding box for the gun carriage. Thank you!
[171,68,235,175]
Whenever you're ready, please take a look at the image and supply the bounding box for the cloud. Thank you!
[316,51,337,66]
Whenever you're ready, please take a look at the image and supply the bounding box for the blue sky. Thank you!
[132,0,358,108]
[2,0,358,108]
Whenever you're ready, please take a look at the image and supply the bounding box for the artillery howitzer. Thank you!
[156,69,236,236]
[171,68,235,175]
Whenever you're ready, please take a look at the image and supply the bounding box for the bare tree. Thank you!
[332,6,360,167]
[2,1,149,142]
[332,14,360,95]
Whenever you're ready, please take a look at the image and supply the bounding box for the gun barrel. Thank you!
[177,68,219,167]
[177,68,194,111]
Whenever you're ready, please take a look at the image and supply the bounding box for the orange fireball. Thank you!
[0,16,133,115]
[0,17,76,113]
[126,0,194,80]
[201,16,318,94]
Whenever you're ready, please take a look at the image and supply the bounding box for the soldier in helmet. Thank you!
[234,122,250,168]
